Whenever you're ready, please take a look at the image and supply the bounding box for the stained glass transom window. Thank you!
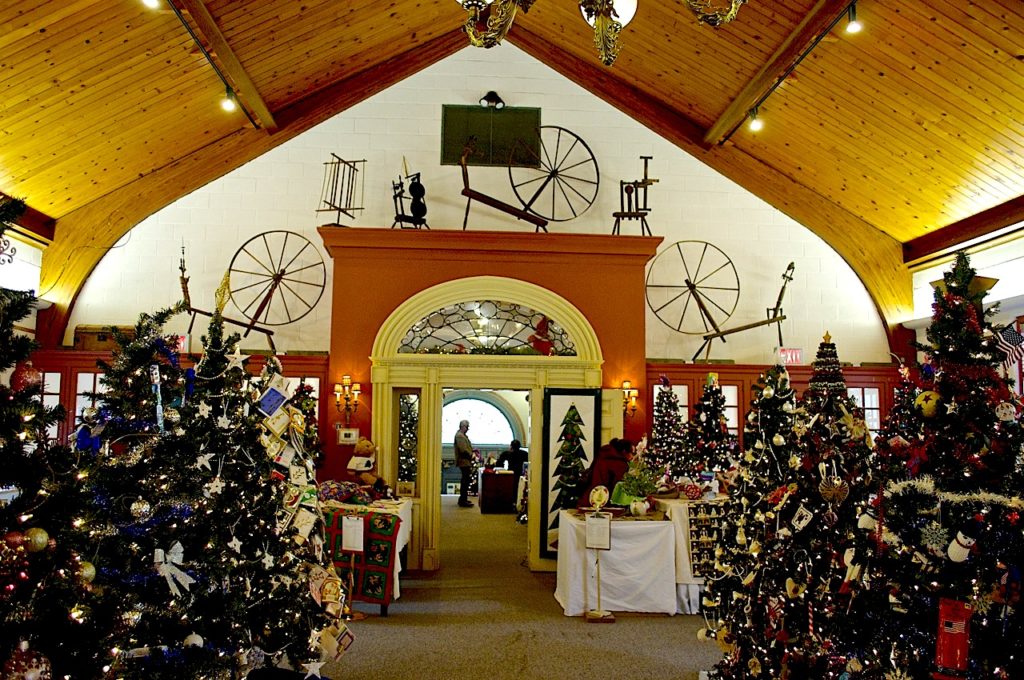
[399,300,576,355]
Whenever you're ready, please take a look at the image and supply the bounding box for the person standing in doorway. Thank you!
[455,419,475,507]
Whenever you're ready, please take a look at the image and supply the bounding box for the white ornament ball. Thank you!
[183,632,204,648]
[995,401,1016,422]
[772,433,786,447]
[761,385,775,399]
[782,402,795,413]
[130,499,152,519]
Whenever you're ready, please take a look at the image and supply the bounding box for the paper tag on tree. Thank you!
[292,507,317,544]
[320,623,354,661]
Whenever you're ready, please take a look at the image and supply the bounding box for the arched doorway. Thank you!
[369,276,612,571]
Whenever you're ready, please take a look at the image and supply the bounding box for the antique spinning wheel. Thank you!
[508,125,600,222]
[645,240,741,335]
[227,231,327,330]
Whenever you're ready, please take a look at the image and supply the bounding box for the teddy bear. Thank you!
[347,437,394,499]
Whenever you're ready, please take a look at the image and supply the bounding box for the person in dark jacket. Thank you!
[577,438,633,506]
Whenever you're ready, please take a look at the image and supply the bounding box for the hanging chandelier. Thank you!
[685,0,746,27]
[456,0,637,67]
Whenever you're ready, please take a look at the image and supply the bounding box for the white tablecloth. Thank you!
[554,510,677,616]
[323,498,412,599]
[654,496,728,614]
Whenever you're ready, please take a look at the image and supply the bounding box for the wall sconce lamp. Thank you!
[479,91,505,109]
[334,376,361,427]
[621,380,638,417]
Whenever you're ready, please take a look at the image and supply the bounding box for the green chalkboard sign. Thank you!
[441,105,541,167]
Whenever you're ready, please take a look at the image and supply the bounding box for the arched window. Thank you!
[441,398,515,447]
[398,300,575,355]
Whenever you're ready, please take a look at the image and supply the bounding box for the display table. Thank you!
[479,470,517,513]
[322,498,412,615]
[653,496,728,614]
[554,510,677,616]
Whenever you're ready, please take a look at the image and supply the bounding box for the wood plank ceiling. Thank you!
[1,0,1022,347]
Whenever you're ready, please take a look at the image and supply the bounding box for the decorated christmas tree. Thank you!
[290,378,325,468]
[647,375,689,478]
[549,403,588,526]
[774,333,877,675]
[703,365,808,678]
[0,289,100,677]
[708,339,880,678]
[856,252,1024,678]
[67,304,346,677]
[689,372,739,477]
[397,394,419,484]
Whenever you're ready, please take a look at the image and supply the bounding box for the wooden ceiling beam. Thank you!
[703,0,850,146]
[510,26,912,348]
[175,0,277,131]
[0,193,55,243]
[35,33,465,348]
[903,194,1024,264]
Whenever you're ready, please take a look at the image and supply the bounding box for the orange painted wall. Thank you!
[318,228,662,478]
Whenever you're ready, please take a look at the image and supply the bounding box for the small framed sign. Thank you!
[585,512,611,551]
[337,427,360,445]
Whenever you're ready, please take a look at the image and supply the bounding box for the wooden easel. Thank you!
[460,147,548,233]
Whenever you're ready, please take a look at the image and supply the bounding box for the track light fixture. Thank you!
[221,87,237,112]
[142,0,160,8]
[846,2,862,33]
[748,108,763,132]
[723,0,862,143]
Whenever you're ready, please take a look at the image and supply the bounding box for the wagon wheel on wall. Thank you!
[508,125,600,222]
[645,240,740,335]
[227,231,327,332]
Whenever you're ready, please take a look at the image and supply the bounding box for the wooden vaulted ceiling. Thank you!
[2,0,1023,348]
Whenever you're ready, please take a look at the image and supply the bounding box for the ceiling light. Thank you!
[579,0,638,66]
[221,88,237,112]
[846,3,862,33]
[748,108,763,132]
[142,0,160,8]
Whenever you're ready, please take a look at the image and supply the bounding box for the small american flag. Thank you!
[997,325,1024,370]
[944,619,967,634]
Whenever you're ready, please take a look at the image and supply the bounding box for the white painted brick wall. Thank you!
[68,44,893,364]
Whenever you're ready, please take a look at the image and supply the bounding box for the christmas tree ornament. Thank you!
[77,561,96,584]
[947,519,982,563]
[10,360,42,392]
[762,385,775,399]
[785,577,807,598]
[22,527,48,553]
[995,401,1016,422]
[154,541,196,596]
[934,598,972,675]
[2,641,52,680]
[130,498,152,519]
[4,531,24,549]
[914,390,941,418]
[183,632,204,647]
[747,657,762,675]
[920,521,948,552]
[791,503,813,531]
[121,609,143,628]
[772,433,785,447]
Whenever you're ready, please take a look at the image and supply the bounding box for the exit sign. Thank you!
[779,348,803,365]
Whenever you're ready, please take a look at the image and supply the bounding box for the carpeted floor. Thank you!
[324,496,721,680]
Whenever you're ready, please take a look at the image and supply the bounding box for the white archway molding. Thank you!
[371,275,603,363]
[369,276,614,572]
